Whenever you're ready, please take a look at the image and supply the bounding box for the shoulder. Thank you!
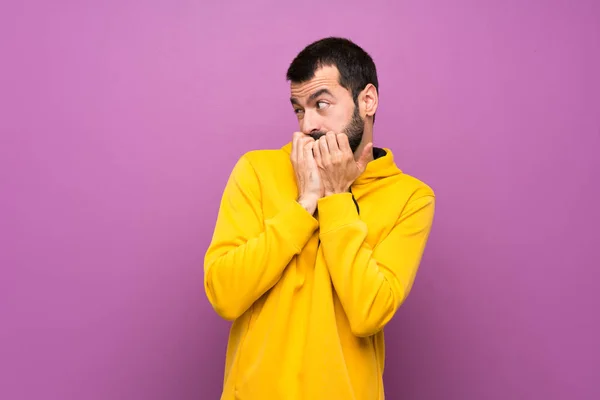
[397,173,435,200]
[396,174,436,223]
[381,172,435,218]
[233,146,291,175]
[222,148,287,194]
[224,147,291,191]
[242,148,289,165]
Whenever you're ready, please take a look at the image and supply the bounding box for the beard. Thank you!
[308,104,364,153]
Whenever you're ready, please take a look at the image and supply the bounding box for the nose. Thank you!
[300,109,322,135]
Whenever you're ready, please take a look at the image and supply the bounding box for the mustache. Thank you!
[308,131,327,141]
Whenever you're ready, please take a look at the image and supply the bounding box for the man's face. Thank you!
[290,66,365,153]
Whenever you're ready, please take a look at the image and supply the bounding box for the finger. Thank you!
[326,131,339,152]
[337,133,352,155]
[357,142,374,170]
[304,141,316,166]
[313,139,322,167]
[291,132,302,162]
[298,136,306,166]
[300,136,314,153]
[326,131,344,165]
[318,134,329,152]
[319,136,331,166]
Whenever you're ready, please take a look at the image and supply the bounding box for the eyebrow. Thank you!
[290,88,334,106]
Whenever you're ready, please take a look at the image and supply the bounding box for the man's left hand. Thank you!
[313,132,373,197]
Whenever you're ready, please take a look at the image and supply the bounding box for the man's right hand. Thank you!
[291,132,324,215]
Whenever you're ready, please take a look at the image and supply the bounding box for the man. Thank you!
[204,37,435,400]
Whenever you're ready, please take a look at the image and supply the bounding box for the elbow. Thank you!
[349,321,381,338]
[348,312,389,337]
[204,265,247,321]
[211,299,245,321]
[348,288,406,337]
[205,283,247,321]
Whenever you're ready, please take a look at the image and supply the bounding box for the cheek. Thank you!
[324,108,351,132]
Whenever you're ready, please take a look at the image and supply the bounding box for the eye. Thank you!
[316,101,329,110]
[293,108,304,119]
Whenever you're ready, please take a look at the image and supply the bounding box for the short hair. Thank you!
[286,37,379,105]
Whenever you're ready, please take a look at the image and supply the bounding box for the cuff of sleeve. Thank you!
[269,200,319,252]
[317,193,360,234]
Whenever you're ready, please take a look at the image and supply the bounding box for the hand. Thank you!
[313,132,373,196]
[290,132,324,214]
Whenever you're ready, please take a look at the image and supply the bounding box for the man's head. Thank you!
[286,37,379,153]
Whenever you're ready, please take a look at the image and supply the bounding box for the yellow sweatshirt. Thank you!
[204,142,435,400]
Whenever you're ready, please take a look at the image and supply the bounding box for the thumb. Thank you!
[356,143,373,171]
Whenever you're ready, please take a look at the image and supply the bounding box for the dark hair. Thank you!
[286,37,379,105]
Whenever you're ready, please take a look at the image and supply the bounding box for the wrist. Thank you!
[297,195,319,215]
[324,187,351,197]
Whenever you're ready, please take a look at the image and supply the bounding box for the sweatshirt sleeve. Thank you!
[317,190,435,337]
[204,154,319,321]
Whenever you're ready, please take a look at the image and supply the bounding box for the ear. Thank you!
[359,84,378,118]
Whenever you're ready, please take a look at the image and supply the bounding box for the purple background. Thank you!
[1,1,599,399]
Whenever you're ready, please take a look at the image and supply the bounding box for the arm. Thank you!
[317,190,435,337]
[204,155,319,321]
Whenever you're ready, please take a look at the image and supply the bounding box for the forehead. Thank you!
[290,65,343,99]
